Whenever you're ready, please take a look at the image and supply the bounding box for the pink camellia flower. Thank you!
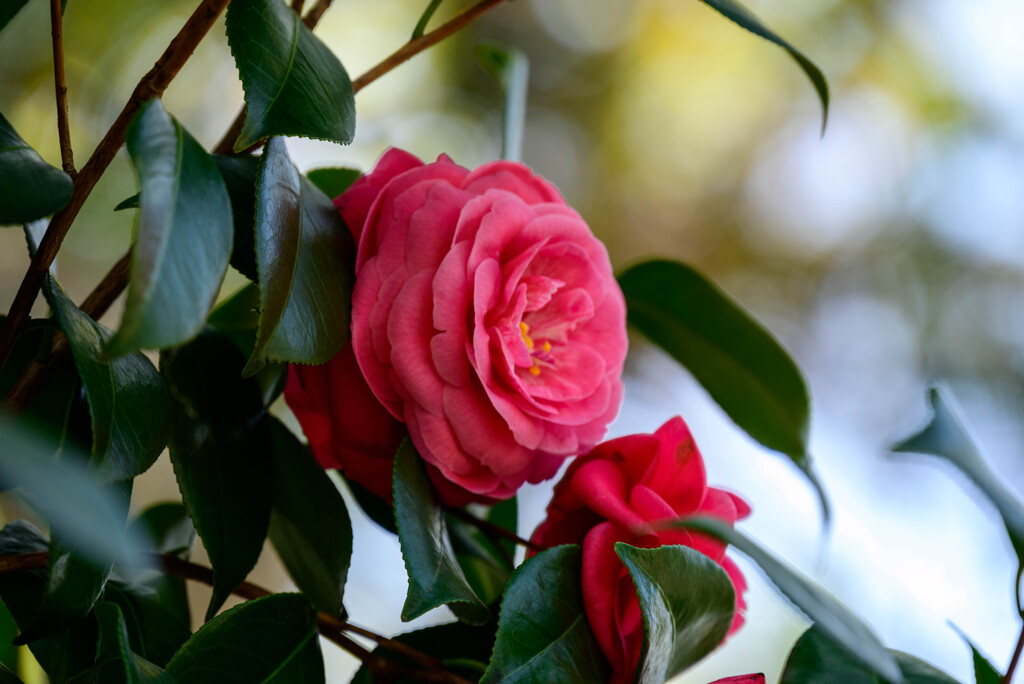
[287,148,627,501]
[709,676,766,684]
[531,416,750,684]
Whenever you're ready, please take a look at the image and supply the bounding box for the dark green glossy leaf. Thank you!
[393,440,488,624]
[475,43,528,161]
[0,421,142,566]
[949,627,1001,684]
[0,0,30,33]
[0,111,72,225]
[93,601,176,683]
[0,601,17,671]
[106,99,232,357]
[345,478,397,534]
[165,594,322,684]
[892,385,1024,613]
[114,194,140,212]
[160,330,272,620]
[351,621,497,684]
[267,417,352,616]
[619,259,828,519]
[411,0,443,38]
[780,625,958,684]
[0,521,97,683]
[680,517,904,684]
[243,137,353,376]
[480,545,609,684]
[0,662,22,684]
[44,275,168,482]
[616,543,736,682]
[212,155,260,282]
[101,584,191,669]
[445,515,509,606]
[0,316,78,437]
[305,167,360,199]
[487,498,518,568]
[697,0,829,130]
[225,0,355,150]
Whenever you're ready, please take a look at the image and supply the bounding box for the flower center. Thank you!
[519,322,553,377]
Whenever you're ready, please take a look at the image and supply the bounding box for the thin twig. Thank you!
[447,506,541,553]
[213,0,507,156]
[0,0,232,377]
[49,0,75,176]
[1003,621,1024,684]
[1,251,131,414]
[0,552,48,574]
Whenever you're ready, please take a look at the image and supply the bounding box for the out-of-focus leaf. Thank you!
[225,0,355,150]
[0,521,97,683]
[106,99,232,357]
[44,274,167,482]
[474,43,528,162]
[619,259,828,520]
[780,625,958,684]
[480,545,609,684]
[892,385,1024,613]
[243,137,353,376]
[697,0,829,130]
[0,421,142,566]
[212,155,260,282]
[0,316,78,437]
[102,584,190,669]
[393,440,488,624]
[267,417,352,616]
[680,517,904,684]
[0,662,23,684]
[0,601,16,671]
[305,167,360,199]
[114,195,140,212]
[351,621,497,684]
[445,515,509,607]
[616,543,736,682]
[165,594,322,684]
[160,330,272,620]
[0,111,72,225]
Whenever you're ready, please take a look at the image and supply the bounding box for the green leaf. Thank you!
[0,316,79,436]
[101,584,191,669]
[0,662,23,684]
[305,167,360,199]
[480,545,609,683]
[393,440,489,624]
[213,155,260,282]
[267,417,352,616]
[697,0,829,131]
[44,275,168,482]
[344,478,397,534]
[225,0,356,151]
[0,0,30,33]
[949,627,1001,684]
[892,385,1024,614]
[93,602,175,683]
[680,517,904,684]
[114,194,140,212]
[475,43,529,162]
[160,330,273,620]
[615,543,737,682]
[780,625,958,684]
[0,111,72,225]
[243,137,354,376]
[0,521,98,683]
[0,421,142,566]
[106,99,233,357]
[165,594,323,684]
[351,621,497,684]
[618,259,828,520]
[445,515,509,606]
[0,601,18,671]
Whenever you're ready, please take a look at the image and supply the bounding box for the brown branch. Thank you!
[350,0,506,93]
[447,506,541,553]
[290,0,305,15]
[0,552,48,574]
[49,0,74,176]
[1,251,131,414]
[0,0,232,378]
[213,0,507,156]
[1004,621,1024,684]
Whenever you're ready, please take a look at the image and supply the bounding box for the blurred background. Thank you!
[2,0,1023,681]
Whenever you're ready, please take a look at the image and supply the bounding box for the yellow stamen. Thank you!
[519,321,534,349]
[542,341,552,352]
[529,365,541,376]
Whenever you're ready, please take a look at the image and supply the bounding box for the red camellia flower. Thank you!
[709,676,766,684]
[286,149,627,502]
[531,416,750,684]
